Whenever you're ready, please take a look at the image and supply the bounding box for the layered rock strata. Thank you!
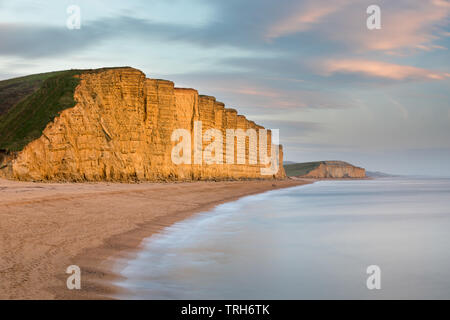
[3,68,285,181]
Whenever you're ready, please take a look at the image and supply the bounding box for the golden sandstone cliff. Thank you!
[1,67,285,181]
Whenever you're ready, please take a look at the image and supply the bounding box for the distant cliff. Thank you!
[284,161,366,178]
[0,67,285,181]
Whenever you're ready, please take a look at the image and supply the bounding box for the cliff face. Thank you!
[2,68,285,181]
[301,161,365,178]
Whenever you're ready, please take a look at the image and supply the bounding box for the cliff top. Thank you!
[0,67,140,152]
[0,69,83,152]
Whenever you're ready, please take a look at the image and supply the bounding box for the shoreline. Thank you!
[0,178,311,299]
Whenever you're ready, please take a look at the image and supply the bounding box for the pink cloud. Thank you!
[215,86,281,98]
[265,0,450,54]
[265,0,350,40]
[320,59,450,80]
[352,0,450,53]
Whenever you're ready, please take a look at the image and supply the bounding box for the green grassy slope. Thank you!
[283,162,322,177]
[0,71,73,116]
[0,70,84,152]
[0,67,132,152]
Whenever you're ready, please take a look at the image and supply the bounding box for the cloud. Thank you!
[0,13,266,58]
[319,59,450,81]
[218,86,281,98]
[167,70,360,113]
[0,22,110,57]
[264,0,450,55]
[265,0,350,39]
[2,1,448,60]
[256,119,321,134]
[351,0,450,53]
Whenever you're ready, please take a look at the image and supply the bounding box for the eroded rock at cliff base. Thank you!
[0,67,285,182]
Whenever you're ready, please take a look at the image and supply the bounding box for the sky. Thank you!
[0,0,449,175]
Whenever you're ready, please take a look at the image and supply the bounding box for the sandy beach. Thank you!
[0,178,310,299]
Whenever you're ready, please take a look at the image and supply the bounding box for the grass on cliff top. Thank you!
[0,70,71,116]
[283,162,322,177]
[0,70,85,152]
[0,67,132,152]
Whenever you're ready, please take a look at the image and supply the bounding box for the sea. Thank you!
[113,177,450,299]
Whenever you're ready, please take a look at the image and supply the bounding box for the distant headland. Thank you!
[284,161,366,179]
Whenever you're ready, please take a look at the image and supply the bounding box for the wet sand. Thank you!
[0,178,310,299]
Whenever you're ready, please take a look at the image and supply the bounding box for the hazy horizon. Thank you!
[1,0,449,175]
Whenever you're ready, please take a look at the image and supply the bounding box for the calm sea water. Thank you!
[114,178,450,299]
